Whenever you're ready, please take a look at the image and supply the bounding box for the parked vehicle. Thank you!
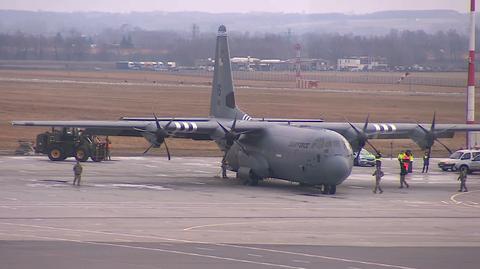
[438,150,480,172]
[454,152,480,173]
[35,127,106,162]
[353,149,376,167]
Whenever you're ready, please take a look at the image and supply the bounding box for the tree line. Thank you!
[0,27,474,70]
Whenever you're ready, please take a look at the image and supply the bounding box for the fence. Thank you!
[175,70,472,88]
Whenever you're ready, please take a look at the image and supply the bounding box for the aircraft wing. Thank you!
[11,120,265,141]
[301,121,480,151]
[304,122,480,139]
[120,116,324,123]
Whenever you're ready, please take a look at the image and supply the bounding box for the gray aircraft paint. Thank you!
[209,25,247,120]
[225,124,353,185]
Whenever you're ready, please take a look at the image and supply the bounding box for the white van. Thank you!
[438,150,480,171]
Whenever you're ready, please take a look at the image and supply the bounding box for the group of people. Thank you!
[372,149,468,193]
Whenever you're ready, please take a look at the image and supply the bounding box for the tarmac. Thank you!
[0,156,479,269]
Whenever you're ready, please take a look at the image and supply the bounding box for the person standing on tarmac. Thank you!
[422,150,430,173]
[399,158,410,188]
[105,136,112,160]
[397,151,405,168]
[73,161,83,186]
[457,169,468,192]
[372,154,384,194]
[408,150,414,173]
[221,158,228,179]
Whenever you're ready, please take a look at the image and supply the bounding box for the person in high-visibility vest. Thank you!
[402,151,411,173]
[398,151,405,170]
[407,150,414,173]
[399,158,409,189]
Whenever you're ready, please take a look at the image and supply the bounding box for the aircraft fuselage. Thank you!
[225,125,354,186]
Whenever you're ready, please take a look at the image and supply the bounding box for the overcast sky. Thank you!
[0,0,471,14]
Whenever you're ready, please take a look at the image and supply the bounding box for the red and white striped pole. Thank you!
[467,0,476,148]
[295,43,301,88]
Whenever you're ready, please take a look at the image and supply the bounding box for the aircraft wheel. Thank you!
[244,173,260,186]
[48,147,65,161]
[321,184,330,194]
[245,177,259,186]
[74,147,89,162]
[91,155,104,162]
[328,185,337,195]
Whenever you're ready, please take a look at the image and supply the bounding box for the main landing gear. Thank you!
[321,184,337,195]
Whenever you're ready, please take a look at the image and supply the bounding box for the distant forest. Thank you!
[0,27,473,70]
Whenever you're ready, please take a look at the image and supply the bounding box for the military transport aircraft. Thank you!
[12,25,480,194]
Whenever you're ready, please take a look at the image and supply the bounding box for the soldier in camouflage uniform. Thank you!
[457,169,468,192]
[73,161,83,186]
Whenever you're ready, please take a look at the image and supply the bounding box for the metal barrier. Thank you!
[174,70,470,88]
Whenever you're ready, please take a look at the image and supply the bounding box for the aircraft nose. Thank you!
[324,155,352,185]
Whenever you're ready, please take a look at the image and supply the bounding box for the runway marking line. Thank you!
[292,260,311,264]
[195,247,215,251]
[0,232,304,269]
[450,190,480,209]
[0,222,417,269]
[184,220,311,231]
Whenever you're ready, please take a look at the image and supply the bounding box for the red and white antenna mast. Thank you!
[467,0,476,148]
[295,43,301,87]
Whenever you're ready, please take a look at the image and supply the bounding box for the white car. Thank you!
[454,151,480,173]
[353,149,376,167]
[438,150,480,172]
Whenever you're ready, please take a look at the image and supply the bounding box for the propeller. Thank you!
[216,116,252,173]
[134,113,173,160]
[348,115,380,160]
[217,117,250,154]
[416,112,452,159]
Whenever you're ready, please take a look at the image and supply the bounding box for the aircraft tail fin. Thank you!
[209,25,251,120]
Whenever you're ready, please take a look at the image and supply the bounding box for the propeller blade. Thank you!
[362,114,370,132]
[426,147,432,160]
[221,150,227,163]
[435,138,452,154]
[416,123,429,134]
[163,141,171,160]
[217,121,230,134]
[164,118,174,129]
[153,113,161,130]
[355,148,362,163]
[430,112,436,131]
[347,121,361,135]
[234,140,249,155]
[366,140,380,156]
[231,115,237,131]
[143,144,153,154]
